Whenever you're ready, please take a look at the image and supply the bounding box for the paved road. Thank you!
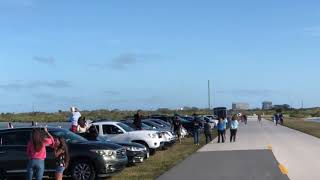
[158,117,320,180]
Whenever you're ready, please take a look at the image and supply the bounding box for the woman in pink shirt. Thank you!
[27,127,54,180]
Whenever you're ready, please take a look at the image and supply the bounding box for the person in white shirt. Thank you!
[69,107,81,133]
[77,116,88,133]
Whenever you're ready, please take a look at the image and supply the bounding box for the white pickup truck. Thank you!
[91,121,164,154]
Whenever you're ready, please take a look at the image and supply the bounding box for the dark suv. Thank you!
[0,127,128,180]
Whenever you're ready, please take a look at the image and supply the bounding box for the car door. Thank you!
[102,125,125,141]
[0,130,30,176]
[45,145,56,174]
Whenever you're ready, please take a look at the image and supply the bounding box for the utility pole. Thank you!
[208,80,211,110]
[301,100,304,109]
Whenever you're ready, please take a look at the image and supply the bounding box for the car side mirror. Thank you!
[117,130,124,134]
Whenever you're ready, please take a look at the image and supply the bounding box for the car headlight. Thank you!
[91,150,115,157]
[148,133,157,138]
[126,146,144,151]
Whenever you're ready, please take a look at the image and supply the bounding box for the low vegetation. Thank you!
[111,132,217,180]
[282,117,320,138]
[0,109,212,122]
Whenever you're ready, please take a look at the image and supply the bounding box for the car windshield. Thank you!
[117,122,134,132]
[50,129,87,143]
[143,121,162,129]
[141,123,154,130]
[151,119,171,127]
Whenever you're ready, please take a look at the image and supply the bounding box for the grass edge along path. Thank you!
[111,132,217,180]
[266,117,320,138]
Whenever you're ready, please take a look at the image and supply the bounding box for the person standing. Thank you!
[242,114,248,125]
[204,119,212,144]
[133,110,143,130]
[230,117,239,142]
[54,137,69,180]
[69,107,81,133]
[173,116,182,144]
[274,110,284,126]
[258,114,262,124]
[217,118,226,143]
[27,127,55,180]
[77,116,88,133]
[279,112,284,125]
[274,111,281,126]
[193,114,201,145]
[223,117,228,139]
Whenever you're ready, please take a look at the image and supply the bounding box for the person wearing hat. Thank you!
[69,107,81,133]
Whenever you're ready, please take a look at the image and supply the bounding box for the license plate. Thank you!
[147,152,150,158]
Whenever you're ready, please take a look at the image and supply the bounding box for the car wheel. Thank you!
[71,160,96,180]
[149,148,156,155]
[133,141,156,155]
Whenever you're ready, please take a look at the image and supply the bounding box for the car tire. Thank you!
[133,141,156,155]
[70,160,96,180]
[149,148,156,155]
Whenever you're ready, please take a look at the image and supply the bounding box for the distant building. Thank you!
[232,103,249,110]
[262,101,273,110]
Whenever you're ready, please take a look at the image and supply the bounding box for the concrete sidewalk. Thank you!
[158,118,320,180]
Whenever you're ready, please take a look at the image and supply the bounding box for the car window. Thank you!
[117,123,133,132]
[103,125,123,134]
[1,131,30,146]
[123,122,134,128]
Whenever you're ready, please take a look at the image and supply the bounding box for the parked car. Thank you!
[115,141,149,164]
[148,115,173,125]
[147,118,188,137]
[174,116,195,135]
[91,120,164,154]
[146,118,172,129]
[78,132,149,165]
[0,127,128,180]
[121,120,176,148]
[199,115,218,129]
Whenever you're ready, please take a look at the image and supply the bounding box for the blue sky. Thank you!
[0,0,320,112]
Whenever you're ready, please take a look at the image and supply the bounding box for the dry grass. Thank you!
[111,132,217,180]
[283,118,320,138]
[265,117,320,138]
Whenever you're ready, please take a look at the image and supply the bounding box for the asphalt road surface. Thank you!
[158,117,320,180]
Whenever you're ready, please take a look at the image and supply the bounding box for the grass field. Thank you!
[265,117,320,138]
[111,132,217,180]
[282,118,320,138]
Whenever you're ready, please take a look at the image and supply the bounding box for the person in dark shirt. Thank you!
[193,114,201,145]
[274,110,284,126]
[86,126,99,141]
[173,116,182,144]
[133,110,142,130]
[279,113,284,125]
[204,119,212,144]
[242,114,248,125]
